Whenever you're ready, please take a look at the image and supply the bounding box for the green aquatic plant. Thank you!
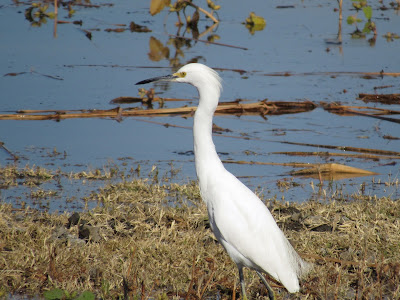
[44,288,95,300]
[244,12,266,35]
[347,0,376,44]
[24,1,77,27]
[383,32,400,42]
[25,2,56,27]
[150,0,220,24]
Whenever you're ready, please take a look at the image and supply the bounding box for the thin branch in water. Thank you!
[181,0,219,23]
[0,141,19,161]
[273,151,400,160]
[168,34,248,50]
[263,71,400,78]
[280,141,400,156]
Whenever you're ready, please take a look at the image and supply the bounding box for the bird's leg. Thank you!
[256,271,275,300]
[238,266,248,300]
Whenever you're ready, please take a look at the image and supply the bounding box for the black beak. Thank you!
[135,74,177,85]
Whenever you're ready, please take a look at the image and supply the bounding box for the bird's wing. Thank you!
[209,171,300,287]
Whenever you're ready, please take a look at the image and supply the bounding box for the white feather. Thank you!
[137,63,311,298]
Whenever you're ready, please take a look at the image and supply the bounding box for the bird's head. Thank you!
[136,63,222,95]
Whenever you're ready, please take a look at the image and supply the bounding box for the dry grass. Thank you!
[1,172,400,299]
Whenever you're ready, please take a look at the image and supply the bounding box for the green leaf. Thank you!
[362,6,372,20]
[363,20,376,34]
[351,29,365,39]
[150,0,170,16]
[363,21,371,33]
[44,288,65,300]
[244,12,266,35]
[47,12,56,19]
[75,291,95,300]
[245,12,266,26]
[207,0,221,10]
[347,15,355,25]
[40,4,49,13]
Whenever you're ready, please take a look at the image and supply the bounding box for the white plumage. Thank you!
[136,63,310,299]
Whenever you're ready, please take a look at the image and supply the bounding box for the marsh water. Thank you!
[1,0,400,212]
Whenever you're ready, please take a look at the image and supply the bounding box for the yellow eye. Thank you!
[173,71,187,79]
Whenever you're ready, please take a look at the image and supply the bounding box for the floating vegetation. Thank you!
[244,12,266,35]
[383,32,400,42]
[0,100,316,121]
[289,163,378,180]
[347,0,377,44]
[358,93,400,105]
[321,102,400,124]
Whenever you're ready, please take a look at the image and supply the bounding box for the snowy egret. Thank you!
[136,63,310,299]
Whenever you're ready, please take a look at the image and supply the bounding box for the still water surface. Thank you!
[1,0,399,211]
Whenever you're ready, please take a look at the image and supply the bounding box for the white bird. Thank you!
[136,63,310,300]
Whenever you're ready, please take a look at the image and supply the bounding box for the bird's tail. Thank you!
[297,255,312,278]
[286,238,312,279]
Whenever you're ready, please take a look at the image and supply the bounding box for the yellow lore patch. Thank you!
[174,71,187,78]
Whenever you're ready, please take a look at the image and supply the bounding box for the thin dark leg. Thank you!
[238,266,248,300]
[256,270,275,300]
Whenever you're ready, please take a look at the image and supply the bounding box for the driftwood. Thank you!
[358,93,400,105]
[281,141,400,156]
[109,96,189,104]
[167,34,248,50]
[263,71,400,78]
[0,141,19,161]
[321,102,400,124]
[222,161,377,180]
[0,100,316,121]
[222,160,311,168]
[321,102,400,116]
[290,163,378,176]
[222,160,377,174]
[273,151,400,161]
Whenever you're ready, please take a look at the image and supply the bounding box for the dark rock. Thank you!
[67,212,81,228]
[79,224,101,242]
[310,224,333,232]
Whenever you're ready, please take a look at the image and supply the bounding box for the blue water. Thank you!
[1,0,399,211]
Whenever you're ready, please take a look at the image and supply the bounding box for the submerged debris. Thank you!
[358,93,400,104]
[0,100,316,120]
[130,21,152,33]
[290,163,378,180]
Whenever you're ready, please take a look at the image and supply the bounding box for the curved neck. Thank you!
[193,88,224,186]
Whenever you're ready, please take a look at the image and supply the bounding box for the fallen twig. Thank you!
[321,102,400,124]
[109,96,190,104]
[0,101,316,120]
[168,34,248,50]
[0,141,19,161]
[222,160,311,168]
[290,163,378,176]
[263,71,400,78]
[273,151,400,160]
[321,102,400,115]
[281,141,400,156]
[181,0,219,23]
[4,69,63,80]
[358,93,400,104]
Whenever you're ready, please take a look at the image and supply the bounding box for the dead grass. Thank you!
[1,173,400,299]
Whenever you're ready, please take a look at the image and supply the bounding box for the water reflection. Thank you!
[3,0,400,213]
